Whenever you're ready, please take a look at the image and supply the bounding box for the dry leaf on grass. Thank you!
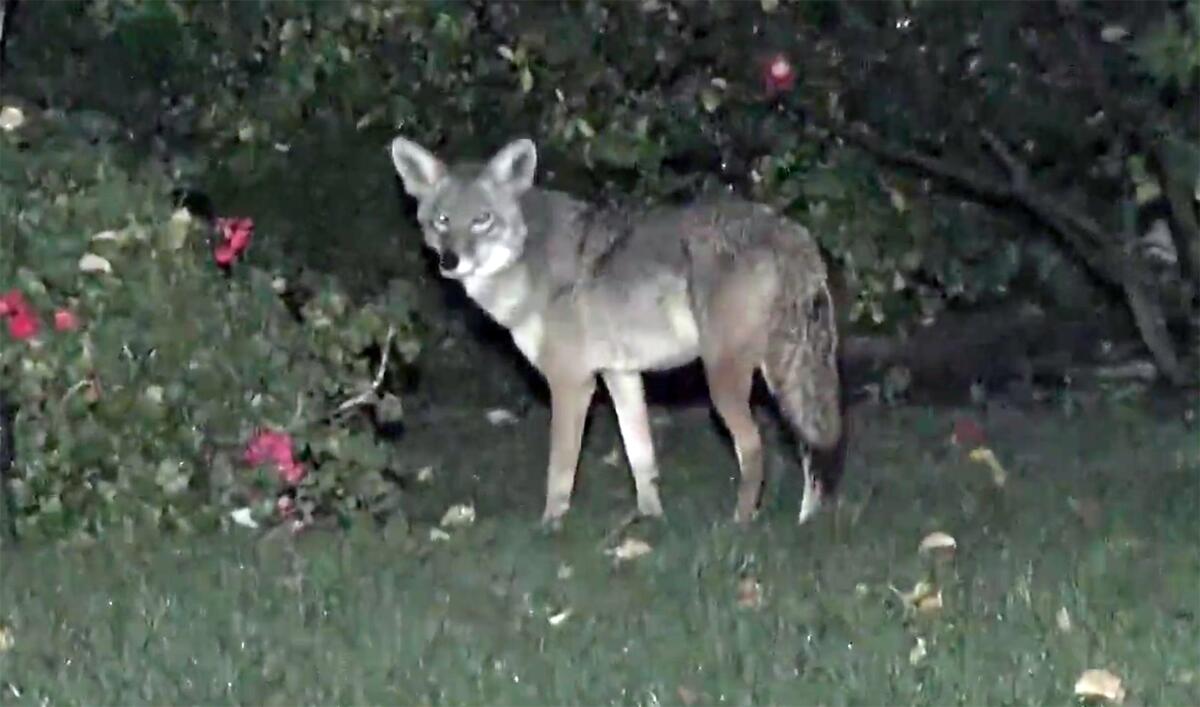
[967,446,1008,487]
[428,527,451,542]
[605,537,653,562]
[735,577,764,610]
[918,531,957,555]
[547,609,572,626]
[415,465,435,483]
[439,503,476,528]
[1056,606,1072,633]
[0,624,13,652]
[891,580,943,614]
[908,636,928,665]
[1074,668,1126,704]
[485,408,518,426]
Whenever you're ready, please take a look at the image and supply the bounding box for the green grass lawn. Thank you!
[2,395,1198,706]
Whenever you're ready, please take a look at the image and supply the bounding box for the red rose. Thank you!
[951,417,987,448]
[762,52,796,96]
[1,290,39,340]
[214,217,254,267]
[243,428,306,486]
[7,310,39,340]
[0,289,28,318]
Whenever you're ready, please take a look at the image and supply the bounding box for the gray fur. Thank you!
[389,136,845,525]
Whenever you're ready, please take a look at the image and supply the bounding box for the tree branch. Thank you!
[980,128,1187,385]
[1057,0,1200,289]
[835,120,1188,385]
[833,121,1119,284]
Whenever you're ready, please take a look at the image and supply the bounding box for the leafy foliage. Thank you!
[1,0,1196,538]
[0,112,420,541]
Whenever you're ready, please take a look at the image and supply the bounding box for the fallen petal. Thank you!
[1074,669,1125,704]
[547,609,572,626]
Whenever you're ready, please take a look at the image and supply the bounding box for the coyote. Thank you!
[389,136,847,526]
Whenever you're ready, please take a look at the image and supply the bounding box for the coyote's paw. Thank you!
[636,490,664,518]
[733,506,759,525]
[540,499,569,532]
[538,514,565,534]
[797,480,824,525]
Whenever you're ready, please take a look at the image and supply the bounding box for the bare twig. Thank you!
[332,325,396,417]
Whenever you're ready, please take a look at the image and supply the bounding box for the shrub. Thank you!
[0,108,421,542]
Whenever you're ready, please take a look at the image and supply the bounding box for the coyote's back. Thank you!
[389,135,846,525]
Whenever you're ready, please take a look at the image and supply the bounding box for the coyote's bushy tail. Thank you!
[761,226,849,520]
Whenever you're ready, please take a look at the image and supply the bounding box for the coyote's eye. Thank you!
[433,213,450,232]
[471,211,494,233]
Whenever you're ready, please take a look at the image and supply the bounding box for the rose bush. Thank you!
[0,109,421,542]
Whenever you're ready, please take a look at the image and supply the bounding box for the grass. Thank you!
[2,392,1197,706]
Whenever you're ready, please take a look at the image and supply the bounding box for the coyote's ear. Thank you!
[390,136,446,199]
[484,138,537,194]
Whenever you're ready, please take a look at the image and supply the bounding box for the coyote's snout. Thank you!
[389,135,847,525]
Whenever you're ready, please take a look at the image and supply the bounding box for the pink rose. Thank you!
[53,308,80,332]
[214,217,254,267]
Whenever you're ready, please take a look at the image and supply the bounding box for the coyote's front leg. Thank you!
[540,374,596,525]
[601,371,665,517]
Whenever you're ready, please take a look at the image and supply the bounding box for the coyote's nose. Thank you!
[438,249,460,272]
